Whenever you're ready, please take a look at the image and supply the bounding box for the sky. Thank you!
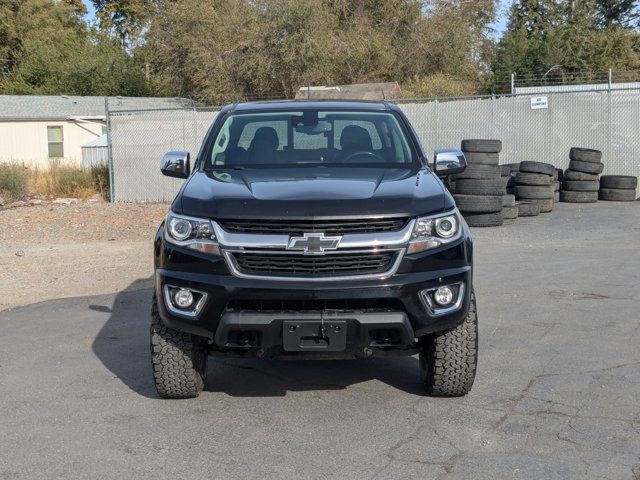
[81,0,512,38]
[82,0,96,21]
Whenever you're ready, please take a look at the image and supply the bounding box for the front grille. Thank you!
[230,251,397,278]
[218,218,408,235]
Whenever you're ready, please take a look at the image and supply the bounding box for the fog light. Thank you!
[173,288,194,308]
[434,286,455,306]
[418,282,465,317]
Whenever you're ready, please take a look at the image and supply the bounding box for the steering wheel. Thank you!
[341,151,386,163]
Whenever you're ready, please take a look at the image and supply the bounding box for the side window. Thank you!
[47,126,64,158]
[238,121,287,150]
[211,121,231,165]
[334,120,382,150]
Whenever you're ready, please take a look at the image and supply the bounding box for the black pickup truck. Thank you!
[152,100,476,399]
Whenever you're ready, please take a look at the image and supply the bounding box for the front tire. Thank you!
[419,291,478,396]
[150,297,208,399]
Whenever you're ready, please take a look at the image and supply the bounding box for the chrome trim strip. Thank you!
[222,248,406,282]
[222,247,399,255]
[212,219,415,250]
[418,282,465,317]
[162,284,208,318]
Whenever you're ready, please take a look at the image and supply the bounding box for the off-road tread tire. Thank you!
[519,161,555,176]
[515,172,552,186]
[517,201,540,217]
[563,169,599,181]
[502,205,518,219]
[454,179,506,196]
[420,292,478,397]
[463,211,503,227]
[515,185,554,199]
[502,194,516,207]
[598,188,637,202]
[150,299,207,399]
[599,175,638,190]
[453,194,502,213]
[569,160,604,175]
[461,139,502,153]
[500,164,511,176]
[453,163,501,180]
[569,147,602,163]
[559,190,598,203]
[556,168,564,182]
[465,152,500,165]
[554,191,560,203]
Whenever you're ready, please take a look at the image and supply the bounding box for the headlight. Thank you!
[408,210,462,254]
[165,212,220,255]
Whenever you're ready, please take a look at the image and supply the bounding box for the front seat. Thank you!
[248,127,279,164]
[339,125,373,161]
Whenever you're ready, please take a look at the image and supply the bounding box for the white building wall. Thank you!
[0,120,103,168]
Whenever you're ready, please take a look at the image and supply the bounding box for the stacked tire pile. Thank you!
[453,139,505,227]
[514,161,556,216]
[599,176,638,202]
[560,148,603,203]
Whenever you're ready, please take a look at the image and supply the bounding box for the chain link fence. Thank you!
[107,87,640,202]
[108,106,219,202]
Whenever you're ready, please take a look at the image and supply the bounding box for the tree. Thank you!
[492,0,640,92]
[0,0,150,95]
[144,0,498,102]
[91,0,155,45]
[595,0,639,27]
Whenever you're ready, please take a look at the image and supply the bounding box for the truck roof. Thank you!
[220,100,401,114]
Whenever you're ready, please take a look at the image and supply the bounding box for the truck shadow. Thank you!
[92,278,425,398]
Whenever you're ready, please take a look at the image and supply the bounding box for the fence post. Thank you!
[608,68,613,162]
[434,97,439,149]
[511,73,515,95]
[104,97,115,202]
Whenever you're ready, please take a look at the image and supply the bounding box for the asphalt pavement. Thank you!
[1,202,639,479]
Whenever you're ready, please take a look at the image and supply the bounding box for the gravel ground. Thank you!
[0,202,169,310]
[1,201,639,479]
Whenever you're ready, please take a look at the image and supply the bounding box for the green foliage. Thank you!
[0,164,30,201]
[143,0,499,103]
[3,0,640,102]
[596,0,639,27]
[403,74,480,98]
[0,0,150,96]
[91,0,154,44]
[492,0,640,92]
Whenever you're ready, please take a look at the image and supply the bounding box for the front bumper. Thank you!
[154,228,473,345]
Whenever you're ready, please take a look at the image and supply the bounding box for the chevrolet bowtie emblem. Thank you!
[287,232,342,255]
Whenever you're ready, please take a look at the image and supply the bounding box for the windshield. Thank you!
[205,109,418,169]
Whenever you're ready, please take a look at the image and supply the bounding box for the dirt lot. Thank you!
[1,201,640,479]
[0,202,169,310]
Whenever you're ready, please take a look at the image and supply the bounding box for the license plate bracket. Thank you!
[282,320,347,352]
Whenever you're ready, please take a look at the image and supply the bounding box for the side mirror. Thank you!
[433,148,467,176]
[161,151,190,179]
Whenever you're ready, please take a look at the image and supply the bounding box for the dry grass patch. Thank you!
[0,161,109,202]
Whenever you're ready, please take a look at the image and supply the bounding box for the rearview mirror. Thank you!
[161,151,190,179]
[433,148,466,176]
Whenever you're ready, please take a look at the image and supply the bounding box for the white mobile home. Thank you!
[0,95,193,169]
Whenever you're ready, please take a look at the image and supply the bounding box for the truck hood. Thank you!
[177,167,452,219]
